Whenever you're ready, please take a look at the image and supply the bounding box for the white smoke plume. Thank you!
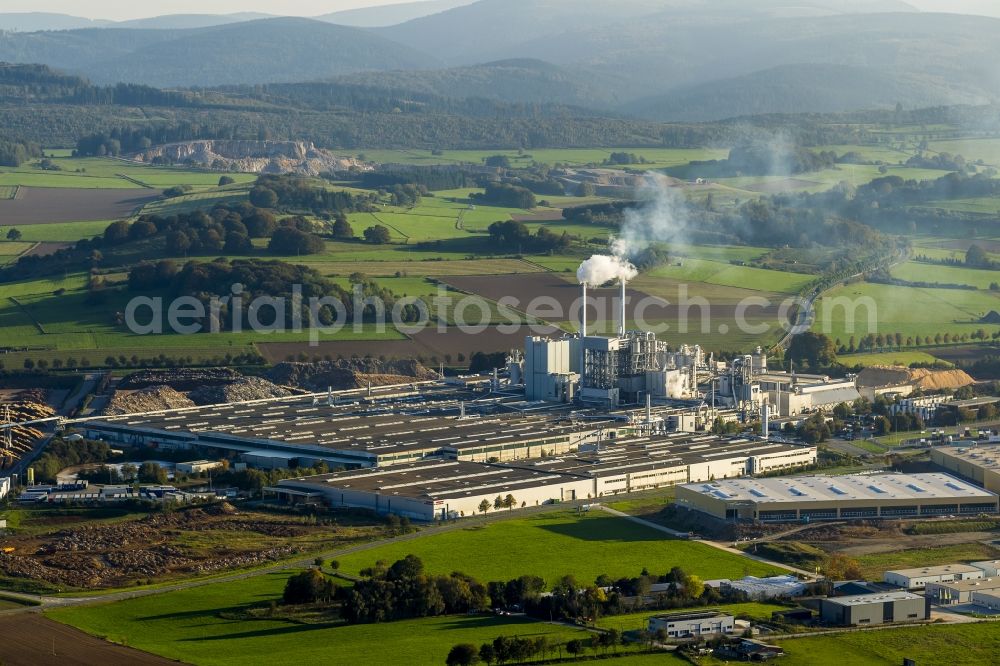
[576,254,638,286]
[611,172,690,259]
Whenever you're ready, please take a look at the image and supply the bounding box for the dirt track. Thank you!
[0,187,161,224]
[0,614,185,665]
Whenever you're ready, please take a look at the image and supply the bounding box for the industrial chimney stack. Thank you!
[619,279,627,338]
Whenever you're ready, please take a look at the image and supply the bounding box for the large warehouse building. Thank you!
[676,473,999,522]
[930,443,1000,494]
[883,564,985,590]
[271,434,816,520]
[819,591,928,626]
[504,435,816,498]
[270,459,595,520]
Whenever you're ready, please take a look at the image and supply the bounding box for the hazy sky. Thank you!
[4,0,1000,21]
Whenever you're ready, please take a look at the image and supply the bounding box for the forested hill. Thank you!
[0,18,440,87]
[624,64,985,122]
[0,3,998,119]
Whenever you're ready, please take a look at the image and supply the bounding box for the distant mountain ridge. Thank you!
[0,18,440,87]
[319,0,476,28]
[0,1,997,120]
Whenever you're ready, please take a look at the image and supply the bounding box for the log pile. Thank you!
[1,392,56,466]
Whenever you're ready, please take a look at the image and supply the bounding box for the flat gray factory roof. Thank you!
[503,435,811,479]
[279,459,585,501]
[87,385,608,457]
[681,473,997,504]
[825,591,922,607]
[886,564,983,578]
[936,444,1000,472]
[802,386,862,404]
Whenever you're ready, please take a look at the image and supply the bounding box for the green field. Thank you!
[838,351,951,367]
[304,258,545,278]
[774,622,1000,666]
[0,272,409,368]
[922,197,1000,214]
[711,164,953,196]
[48,571,593,666]
[0,241,32,264]
[890,261,1000,290]
[1,220,112,242]
[334,511,786,584]
[854,542,1000,579]
[140,186,253,216]
[813,281,1000,342]
[644,258,814,294]
[928,138,1000,166]
[356,148,727,170]
[0,157,257,190]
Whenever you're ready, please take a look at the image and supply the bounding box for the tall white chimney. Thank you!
[619,279,627,338]
[645,393,652,433]
[762,403,770,440]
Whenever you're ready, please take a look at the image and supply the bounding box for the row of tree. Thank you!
[470,183,537,209]
[249,175,378,214]
[447,631,623,666]
[285,553,736,630]
[486,220,572,253]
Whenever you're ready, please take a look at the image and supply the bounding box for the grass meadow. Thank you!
[890,261,1000,290]
[838,351,951,367]
[0,157,256,190]
[854,542,1000,580]
[48,571,593,666]
[644,258,814,294]
[334,511,786,584]
[812,281,1000,342]
[772,622,1000,666]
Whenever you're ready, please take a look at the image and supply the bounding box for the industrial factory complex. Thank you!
[67,280,1000,522]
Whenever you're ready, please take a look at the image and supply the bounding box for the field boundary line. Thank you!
[115,174,154,189]
[518,258,556,272]
[370,212,410,243]
[7,296,46,335]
